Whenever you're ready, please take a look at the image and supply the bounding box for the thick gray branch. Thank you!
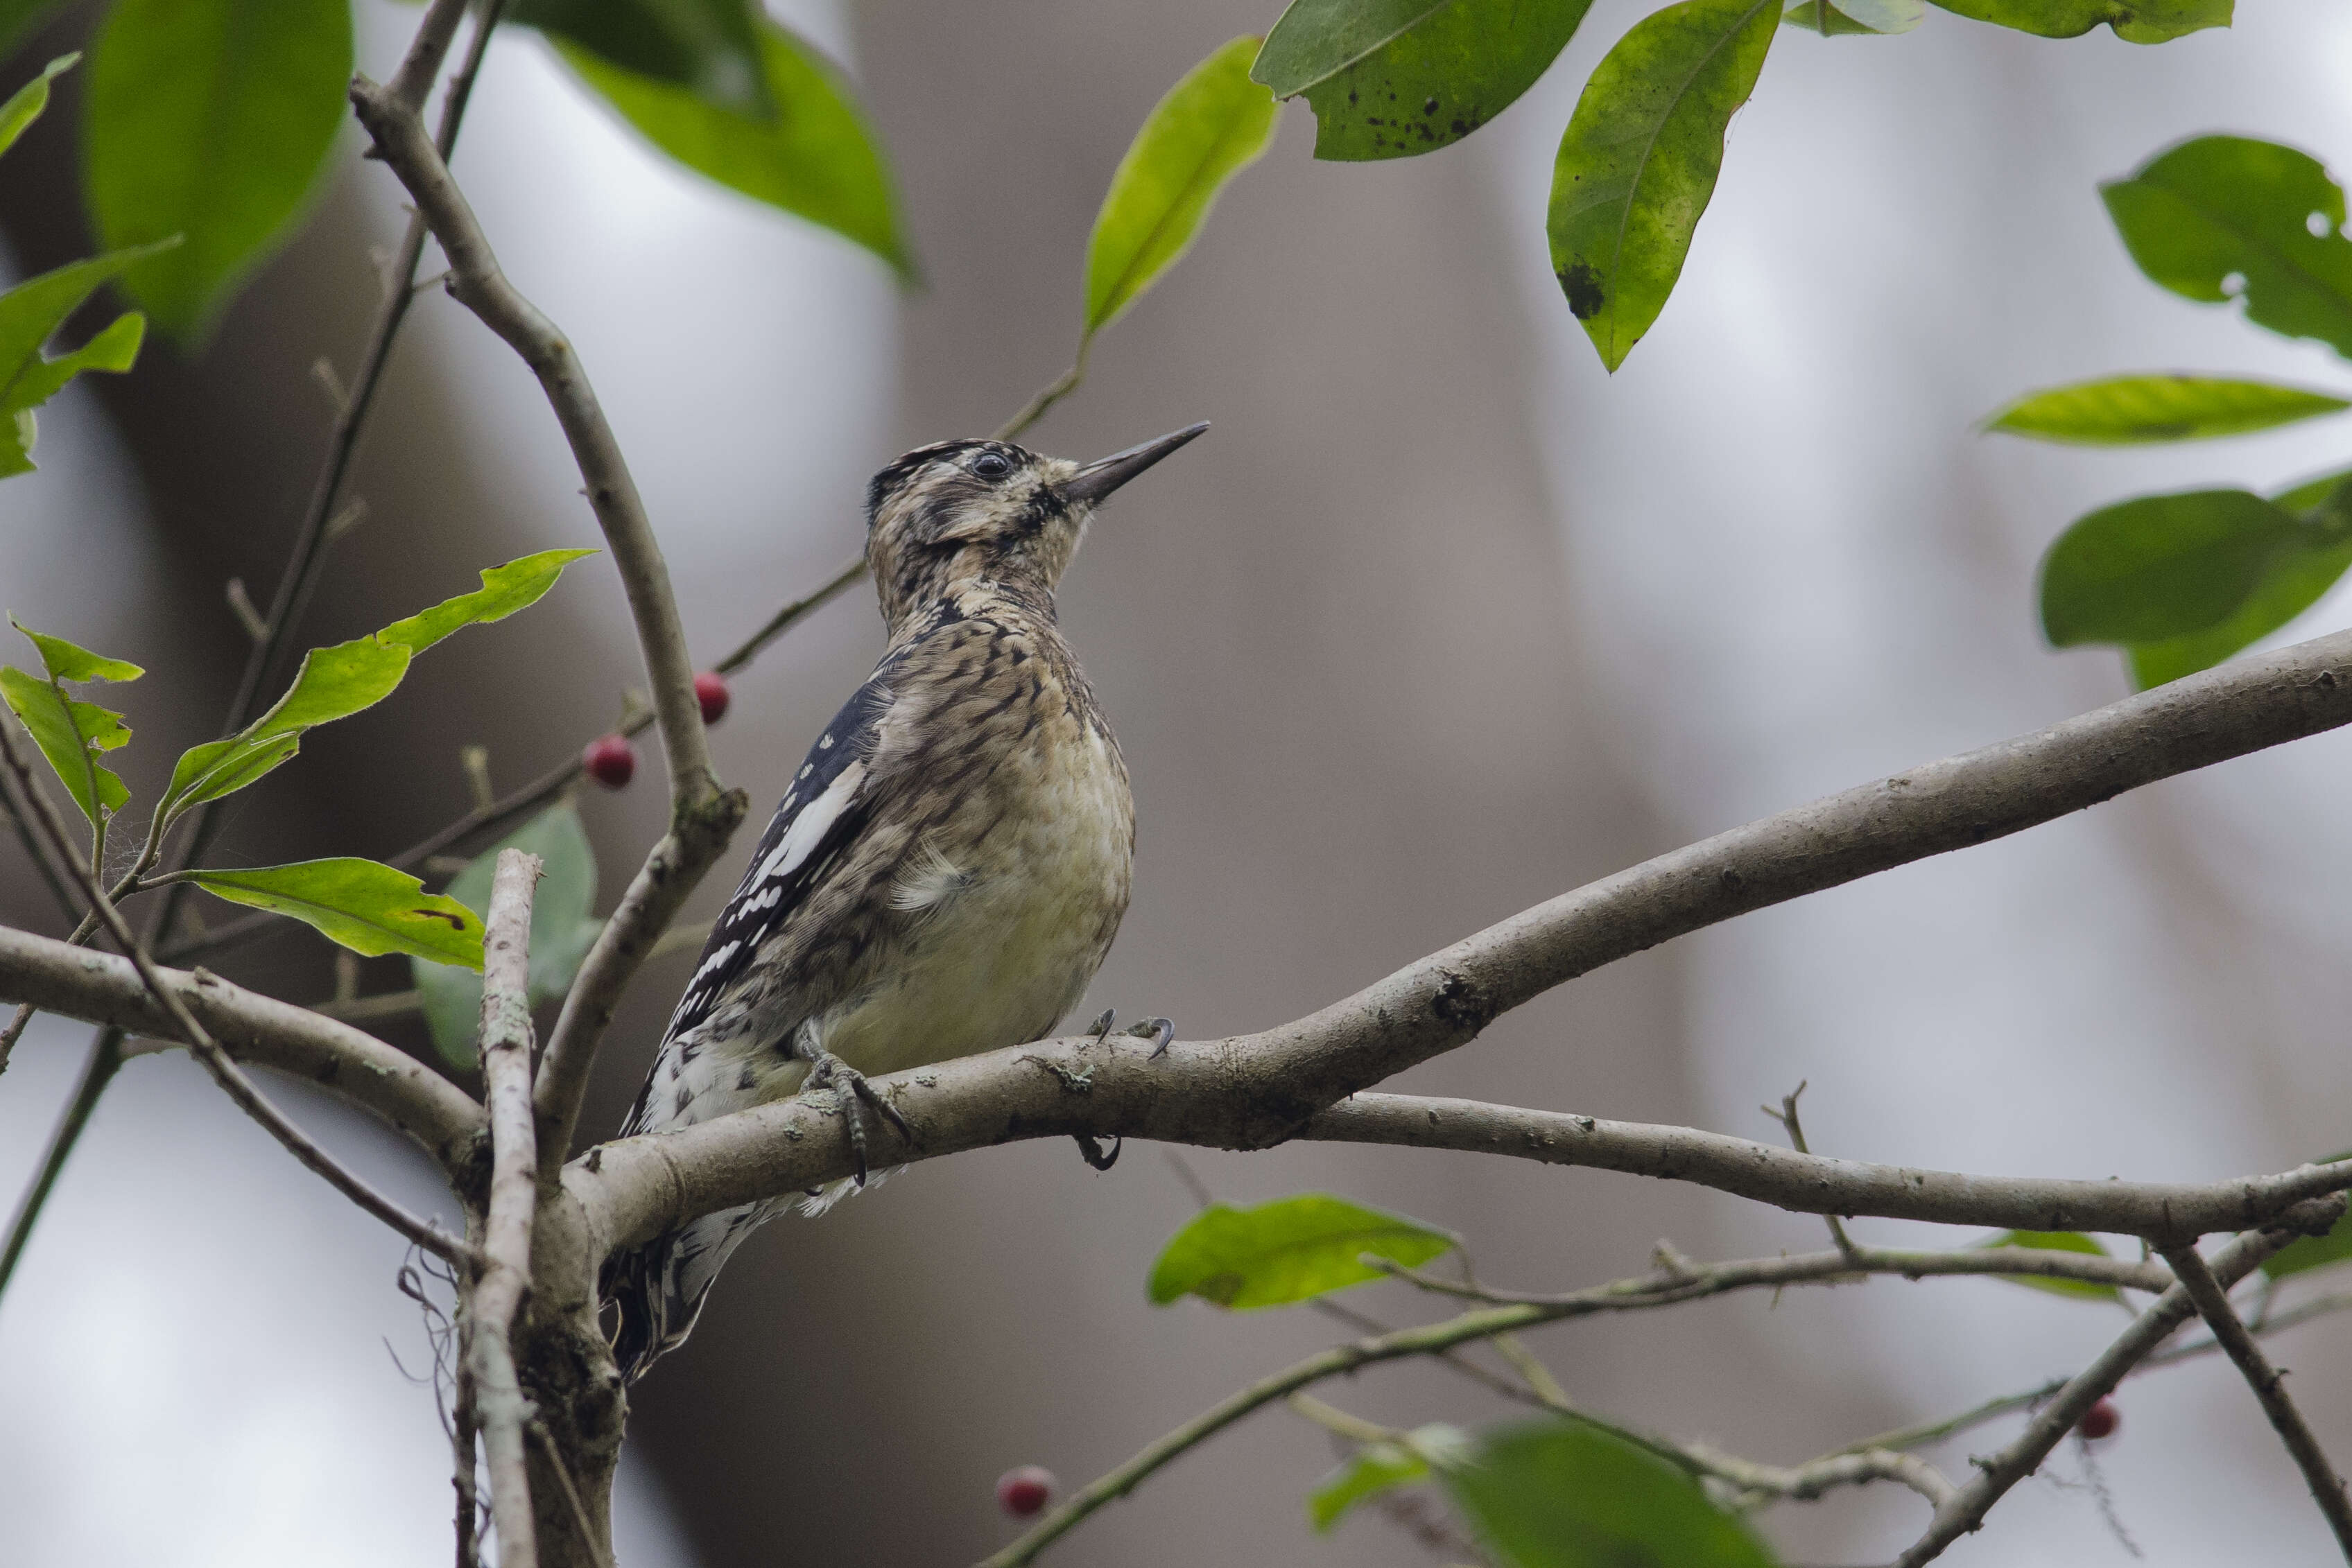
[472,851,543,1568]
[0,923,481,1166]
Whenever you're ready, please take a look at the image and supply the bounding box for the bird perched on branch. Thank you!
[605,422,1207,1382]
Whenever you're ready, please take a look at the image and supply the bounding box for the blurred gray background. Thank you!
[5,1,2352,1563]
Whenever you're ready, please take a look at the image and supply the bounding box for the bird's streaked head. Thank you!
[864,423,1207,633]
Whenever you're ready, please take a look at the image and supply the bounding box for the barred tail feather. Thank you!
[603,1201,774,1384]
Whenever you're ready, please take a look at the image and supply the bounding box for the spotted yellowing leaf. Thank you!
[1546,0,1779,371]
[1148,1193,1455,1309]
[175,858,485,970]
[1084,37,1279,340]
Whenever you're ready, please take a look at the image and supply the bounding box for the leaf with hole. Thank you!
[174,858,485,970]
[1148,1193,1455,1309]
[1084,36,1278,341]
[1927,0,2227,41]
[411,801,603,1067]
[1978,1229,2118,1302]
[2128,470,2352,688]
[2262,1151,2352,1281]
[556,18,909,275]
[0,52,76,162]
[1254,0,1596,162]
[1986,374,2349,445]
[2039,488,2317,647]
[1441,1418,1778,1568]
[2102,136,2352,360]
[514,0,771,119]
[1546,0,1780,371]
[84,0,351,342]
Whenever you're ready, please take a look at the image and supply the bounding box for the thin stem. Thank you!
[1373,1242,2175,1303]
[0,720,472,1266]
[0,1027,121,1296]
[0,764,77,926]
[2160,1243,2352,1558]
[994,342,1091,443]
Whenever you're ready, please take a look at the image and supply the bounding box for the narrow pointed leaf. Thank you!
[0,243,176,442]
[2102,136,2352,360]
[179,858,485,970]
[1927,0,2226,41]
[1988,374,2349,444]
[1084,37,1279,339]
[1441,1419,1777,1568]
[1978,1229,2117,1301]
[557,19,909,276]
[0,53,76,162]
[374,548,598,654]
[513,0,771,119]
[1148,1193,1455,1309]
[411,801,601,1067]
[1547,0,1780,371]
[2129,470,2352,688]
[2263,1151,2352,1280]
[2040,488,2310,647]
[0,311,146,476]
[1254,0,1596,162]
[85,0,351,341]
[1,618,139,829]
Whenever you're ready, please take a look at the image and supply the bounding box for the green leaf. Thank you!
[1254,0,1596,162]
[1147,1193,1456,1309]
[1979,1229,2118,1302]
[410,801,602,1068]
[153,549,593,834]
[0,309,146,477]
[178,858,485,970]
[1441,1419,1778,1568]
[375,548,598,655]
[1,617,139,830]
[557,19,908,277]
[514,0,770,119]
[2102,136,2352,360]
[2262,1151,2352,1281]
[1988,374,2350,445]
[1781,0,1920,31]
[1309,1424,1476,1531]
[1926,0,2226,42]
[2130,471,2352,687]
[1546,0,1779,372]
[0,53,76,162]
[1084,37,1279,340]
[2039,488,2314,647]
[84,0,352,342]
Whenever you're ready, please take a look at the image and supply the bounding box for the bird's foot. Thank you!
[1073,1131,1121,1171]
[802,1051,915,1185]
[1084,1009,1175,1059]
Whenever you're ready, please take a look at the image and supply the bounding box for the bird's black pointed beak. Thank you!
[1062,421,1209,507]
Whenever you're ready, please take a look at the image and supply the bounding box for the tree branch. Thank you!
[347,70,752,1187]
[0,724,473,1264]
[1372,1242,2178,1303]
[2159,1242,2352,1558]
[0,923,482,1167]
[1892,1201,2344,1567]
[470,850,543,1568]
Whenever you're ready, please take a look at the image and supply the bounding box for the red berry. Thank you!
[694,670,730,726]
[996,1465,1055,1518]
[2077,1397,2120,1442]
[582,733,636,790]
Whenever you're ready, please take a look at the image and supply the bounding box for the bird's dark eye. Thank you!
[972,452,1012,480]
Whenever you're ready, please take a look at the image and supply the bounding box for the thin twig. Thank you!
[1372,1242,2175,1303]
[0,763,78,927]
[1891,1199,2344,1567]
[471,848,543,1568]
[2159,1243,2352,1558]
[0,720,472,1266]
[994,347,1089,443]
[1764,1081,1861,1258]
[0,1027,121,1296]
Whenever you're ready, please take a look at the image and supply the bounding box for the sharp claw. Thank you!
[1087,1007,1116,1044]
[1123,1017,1175,1058]
[1073,1132,1122,1171]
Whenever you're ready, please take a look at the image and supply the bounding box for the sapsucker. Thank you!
[604,424,1207,1382]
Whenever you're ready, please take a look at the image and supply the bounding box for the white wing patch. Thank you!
[754,760,868,887]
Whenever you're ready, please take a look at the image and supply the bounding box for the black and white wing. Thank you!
[644,666,899,1068]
